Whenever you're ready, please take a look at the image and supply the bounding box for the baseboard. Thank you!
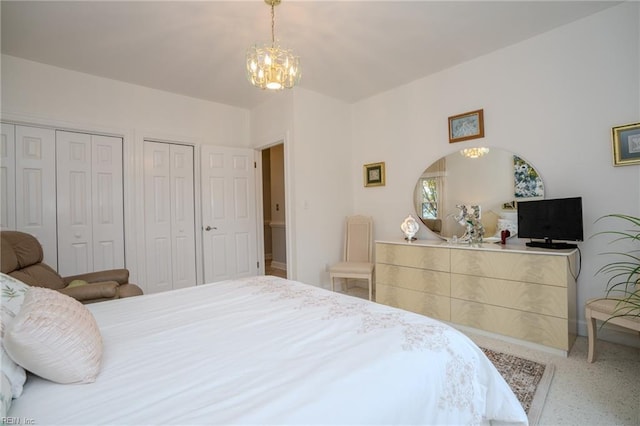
[265,253,273,261]
[451,323,569,357]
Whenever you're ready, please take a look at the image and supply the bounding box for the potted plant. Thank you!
[594,214,640,318]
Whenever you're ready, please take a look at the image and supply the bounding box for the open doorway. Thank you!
[261,143,287,278]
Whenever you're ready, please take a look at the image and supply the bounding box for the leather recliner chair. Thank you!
[1,230,143,303]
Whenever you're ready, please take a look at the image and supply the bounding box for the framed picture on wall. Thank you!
[612,122,640,166]
[363,162,385,187]
[448,109,485,143]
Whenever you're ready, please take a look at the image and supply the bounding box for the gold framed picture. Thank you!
[612,122,640,166]
[448,109,485,143]
[363,162,385,187]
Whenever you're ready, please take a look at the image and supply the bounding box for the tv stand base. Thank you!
[526,241,577,250]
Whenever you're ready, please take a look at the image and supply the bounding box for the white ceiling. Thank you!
[1,1,621,110]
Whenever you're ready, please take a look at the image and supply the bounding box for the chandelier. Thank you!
[460,147,490,158]
[246,0,300,90]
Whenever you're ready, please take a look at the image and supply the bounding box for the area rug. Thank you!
[481,348,555,426]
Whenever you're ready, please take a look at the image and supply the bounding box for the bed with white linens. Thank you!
[8,275,527,425]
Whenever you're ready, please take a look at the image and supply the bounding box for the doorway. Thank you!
[261,143,287,278]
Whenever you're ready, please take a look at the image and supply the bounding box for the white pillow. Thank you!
[1,273,29,315]
[4,287,103,384]
[0,273,29,397]
[1,372,12,418]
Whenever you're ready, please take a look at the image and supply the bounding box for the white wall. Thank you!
[250,88,353,287]
[352,3,640,344]
[1,55,251,287]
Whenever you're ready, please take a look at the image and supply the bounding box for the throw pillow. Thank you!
[3,287,103,384]
[1,273,29,317]
[66,279,88,288]
[0,273,29,397]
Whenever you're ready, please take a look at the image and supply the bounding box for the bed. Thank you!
[7,275,527,425]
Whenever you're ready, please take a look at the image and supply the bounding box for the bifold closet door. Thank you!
[56,131,124,276]
[1,123,57,266]
[143,141,196,293]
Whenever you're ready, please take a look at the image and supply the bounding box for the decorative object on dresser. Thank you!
[375,241,579,353]
[0,231,143,304]
[452,204,485,245]
[611,122,640,166]
[363,161,385,187]
[413,148,543,240]
[329,215,375,300]
[400,214,419,241]
[448,109,484,143]
[586,214,640,362]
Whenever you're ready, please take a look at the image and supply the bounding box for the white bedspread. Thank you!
[10,276,527,425]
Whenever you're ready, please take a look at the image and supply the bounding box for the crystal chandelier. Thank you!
[460,147,490,158]
[246,0,300,90]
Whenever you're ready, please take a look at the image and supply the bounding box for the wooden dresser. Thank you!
[375,240,578,353]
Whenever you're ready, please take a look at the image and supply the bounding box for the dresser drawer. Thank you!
[451,274,567,318]
[451,249,569,287]
[451,299,570,350]
[376,263,450,297]
[377,284,450,321]
[376,243,450,272]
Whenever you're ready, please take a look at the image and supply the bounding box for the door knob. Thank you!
[204,226,217,231]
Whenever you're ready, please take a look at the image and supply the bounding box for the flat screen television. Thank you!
[517,197,583,249]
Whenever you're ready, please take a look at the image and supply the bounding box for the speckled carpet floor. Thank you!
[482,348,554,425]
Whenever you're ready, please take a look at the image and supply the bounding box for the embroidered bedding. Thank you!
[8,276,527,425]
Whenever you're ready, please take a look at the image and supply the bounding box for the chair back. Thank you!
[343,215,373,263]
[0,231,66,289]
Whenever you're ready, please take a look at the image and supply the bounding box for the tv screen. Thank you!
[517,197,583,249]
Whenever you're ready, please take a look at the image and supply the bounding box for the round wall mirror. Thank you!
[413,147,544,241]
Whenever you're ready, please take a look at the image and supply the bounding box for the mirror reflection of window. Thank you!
[421,179,438,219]
[416,157,446,234]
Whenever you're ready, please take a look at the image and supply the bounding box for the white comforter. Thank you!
[10,276,527,425]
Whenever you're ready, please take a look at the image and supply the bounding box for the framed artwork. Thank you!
[513,155,544,198]
[448,109,485,143]
[612,122,640,166]
[363,162,385,187]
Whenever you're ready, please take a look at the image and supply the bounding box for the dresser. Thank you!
[376,240,578,352]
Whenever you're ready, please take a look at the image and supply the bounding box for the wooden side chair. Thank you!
[329,215,374,301]
[585,296,640,362]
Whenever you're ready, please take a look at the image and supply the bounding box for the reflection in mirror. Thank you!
[414,148,544,241]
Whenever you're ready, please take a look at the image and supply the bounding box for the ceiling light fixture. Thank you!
[246,0,300,91]
[460,147,490,158]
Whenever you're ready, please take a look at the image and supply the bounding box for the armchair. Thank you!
[1,230,143,304]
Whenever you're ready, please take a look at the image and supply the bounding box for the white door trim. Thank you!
[254,132,295,280]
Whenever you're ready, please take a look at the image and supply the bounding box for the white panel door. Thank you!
[169,144,196,289]
[143,141,196,293]
[144,142,173,294]
[91,135,124,272]
[56,131,94,275]
[201,146,257,283]
[56,131,124,276]
[15,126,57,266]
[1,124,16,230]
